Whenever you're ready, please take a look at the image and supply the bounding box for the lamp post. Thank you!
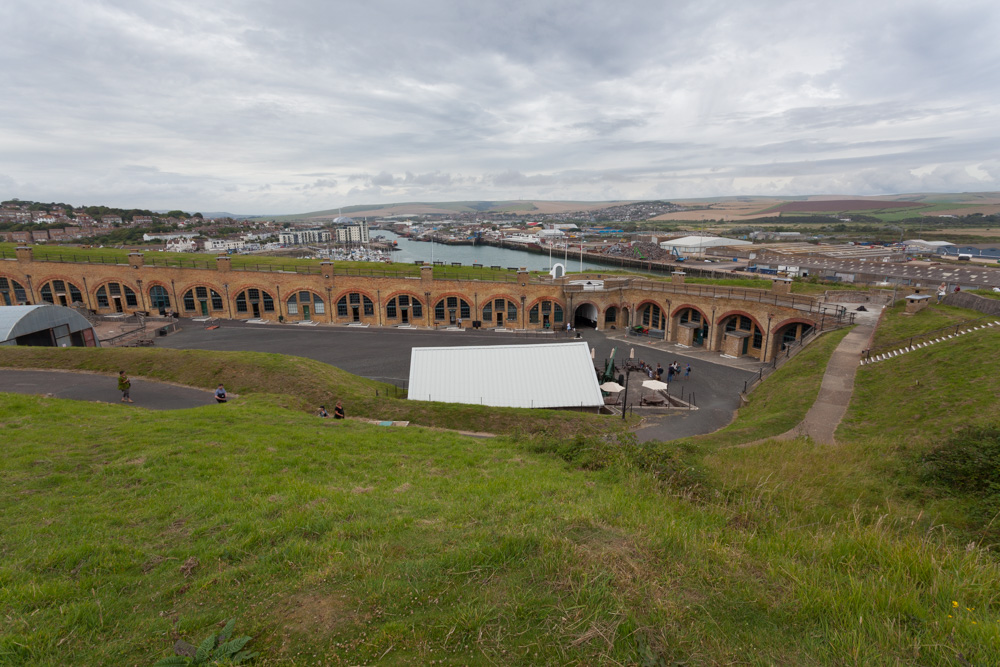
[621,347,635,420]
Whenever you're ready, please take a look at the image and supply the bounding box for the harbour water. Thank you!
[376,229,616,272]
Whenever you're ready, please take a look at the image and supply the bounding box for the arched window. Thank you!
[0,277,28,305]
[149,285,171,311]
[434,296,470,323]
[335,293,373,320]
[605,306,617,324]
[640,304,663,329]
[721,314,762,351]
[183,287,225,314]
[482,297,517,325]
[38,280,83,307]
[96,282,138,310]
[385,294,422,320]
[288,291,324,316]
[528,300,563,326]
[235,288,275,315]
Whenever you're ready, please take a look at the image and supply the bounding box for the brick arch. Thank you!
[34,275,86,305]
[525,296,566,310]
[175,279,226,296]
[332,287,377,302]
[670,303,709,321]
[636,299,667,329]
[383,289,425,304]
[772,316,817,332]
[480,292,519,305]
[716,309,764,331]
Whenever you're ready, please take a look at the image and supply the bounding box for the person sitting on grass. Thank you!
[317,405,330,418]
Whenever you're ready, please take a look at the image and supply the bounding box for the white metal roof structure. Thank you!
[0,304,99,347]
[660,236,751,254]
[408,341,603,409]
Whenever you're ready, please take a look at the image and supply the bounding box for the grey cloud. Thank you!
[1,0,999,213]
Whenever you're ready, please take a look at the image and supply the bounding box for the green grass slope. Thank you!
[4,307,1000,664]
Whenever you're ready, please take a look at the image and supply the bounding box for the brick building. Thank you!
[0,247,840,362]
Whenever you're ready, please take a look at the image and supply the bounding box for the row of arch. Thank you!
[572,299,813,361]
[0,275,568,328]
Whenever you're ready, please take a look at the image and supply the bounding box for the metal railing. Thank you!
[743,327,821,394]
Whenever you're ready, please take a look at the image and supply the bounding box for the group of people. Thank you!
[635,360,691,383]
[317,402,345,419]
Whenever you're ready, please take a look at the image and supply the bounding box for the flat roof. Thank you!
[408,341,603,409]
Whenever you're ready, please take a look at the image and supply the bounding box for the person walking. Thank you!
[117,370,133,403]
[936,283,947,303]
[684,363,691,379]
[333,401,345,419]
[214,383,227,403]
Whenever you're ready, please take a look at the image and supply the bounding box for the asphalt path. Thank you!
[0,369,219,410]
[152,319,756,441]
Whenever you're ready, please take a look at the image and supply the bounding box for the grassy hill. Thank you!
[3,304,1000,664]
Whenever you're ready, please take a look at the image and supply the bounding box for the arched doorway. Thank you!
[235,288,275,319]
[574,303,599,328]
[39,279,84,307]
[385,294,423,325]
[482,297,518,328]
[718,313,763,359]
[638,302,666,333]
[675,307,708,347]
[434,296,471,326]
[604,306,618,329]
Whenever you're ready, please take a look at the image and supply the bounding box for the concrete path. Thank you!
[0,369,220,410]
[773,318,878,445]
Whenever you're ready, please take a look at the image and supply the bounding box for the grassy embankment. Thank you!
[4,303,1000,664]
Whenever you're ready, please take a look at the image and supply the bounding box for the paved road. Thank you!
[153,319,757,441]
[0,369,218,410]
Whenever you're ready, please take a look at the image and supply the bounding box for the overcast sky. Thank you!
[2,0,999,214]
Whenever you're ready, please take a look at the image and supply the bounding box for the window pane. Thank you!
[211,291,223,310]
[288,302,298,314]
[184,291,196,311]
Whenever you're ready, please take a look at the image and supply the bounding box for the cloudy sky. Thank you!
[2,0,999,214]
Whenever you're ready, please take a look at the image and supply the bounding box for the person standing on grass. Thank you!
[118,370,133,403]
[333,401,345,419]
[214,383,227,403]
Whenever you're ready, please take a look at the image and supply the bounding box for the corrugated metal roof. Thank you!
[0,304,96,344]
[408,341,603,409]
